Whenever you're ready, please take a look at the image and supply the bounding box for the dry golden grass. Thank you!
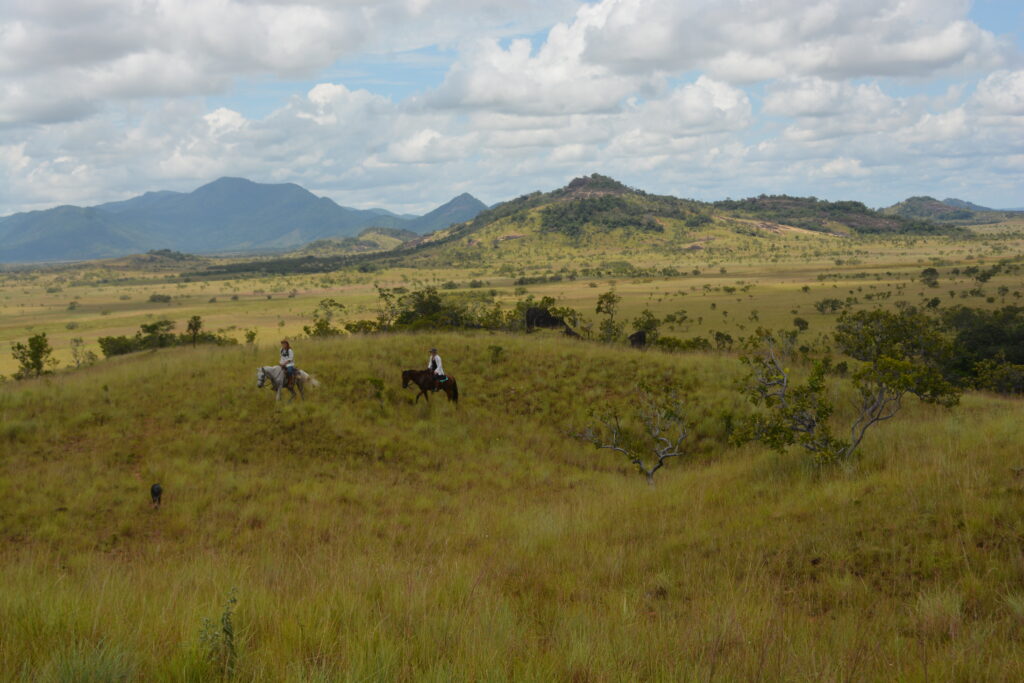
[2,332,1024,679]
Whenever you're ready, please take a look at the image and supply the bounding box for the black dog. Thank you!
[151,483,163,509]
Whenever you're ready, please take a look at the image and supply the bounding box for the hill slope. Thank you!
[2,333,1022,679]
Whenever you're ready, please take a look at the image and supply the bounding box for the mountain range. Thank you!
[0,178,487,263]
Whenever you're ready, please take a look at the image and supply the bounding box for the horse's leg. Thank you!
[298,381,304,401]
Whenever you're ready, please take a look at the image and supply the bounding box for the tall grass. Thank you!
[1,333,1023,679]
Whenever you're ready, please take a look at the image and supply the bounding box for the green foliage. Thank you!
[303,298,347,337]
[834,307,959,407]
[540,196,664,239]
[920,267,940,287]
[973,356,1024,394]
[713,331,734,351]
[488,345,505,363]
[941,305,1024,387]
[138,320,177,349]
[631,309,662,342]
[98,319,236,357]
[814,298,845,314]
[595,289,623,343]
[199,589,239,680]
[344,319,380,334]
[10,333,57,379]
[187,315,203,347]
[714,194,955,235]
[735,330,846,462]
[738,309,961,464]
[70,337,98,368]
[654,335,712,352]
[149,293,172,303]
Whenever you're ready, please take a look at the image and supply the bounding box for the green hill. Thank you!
[292,227,419,256]
[717,194,953,234]
[884,196,977,221]
[2,333,1023,679]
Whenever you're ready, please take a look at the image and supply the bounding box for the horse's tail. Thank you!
[451,378,459,403]
[302,371,320,388]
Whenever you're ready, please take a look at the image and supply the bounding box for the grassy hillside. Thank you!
[2,333,1024,679]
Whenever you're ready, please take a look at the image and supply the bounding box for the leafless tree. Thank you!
[579,391,689,485]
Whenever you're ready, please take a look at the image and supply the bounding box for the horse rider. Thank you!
[280,339,296,388]
[428,347,447,391]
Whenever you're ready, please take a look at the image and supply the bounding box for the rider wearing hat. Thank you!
[280,339,296,387]
[428,347,446,391]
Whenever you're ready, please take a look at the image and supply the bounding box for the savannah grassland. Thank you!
[3,216,1024,679]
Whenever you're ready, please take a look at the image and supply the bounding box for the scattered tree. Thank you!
[579,389,690,485]
[596,289,623,342]
[304,298,346,337]
[11,333,57,379]
[187,316,203,347]
[70,338,98,368]
[737,308,960,463]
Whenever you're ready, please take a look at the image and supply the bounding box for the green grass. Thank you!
[2,332,1024,679]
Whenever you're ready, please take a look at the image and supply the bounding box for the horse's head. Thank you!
[401,370,411,388]
[256,367,266,388]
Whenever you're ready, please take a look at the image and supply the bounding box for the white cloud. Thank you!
[971,70,1024,116]
[0,0,581,127]
[634,76,751,135]
[579,0,1008,82]
[0,0,1022,214]
[429,3,652,115]
[818,157,870,178]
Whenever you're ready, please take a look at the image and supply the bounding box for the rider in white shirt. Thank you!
[428,347,446,391]
[280,340,295,387]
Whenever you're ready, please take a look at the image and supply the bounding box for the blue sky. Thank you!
[1,0,1021,216]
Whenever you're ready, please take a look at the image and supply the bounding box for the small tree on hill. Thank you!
[138,320,176,349]
[304,298,346,337]
[596,289,623,343]
[70,337,97,368]
[578,388,690,485]
[920,267,940,288]
[11,333,57,379]
[187,316,203,347]
[736,307,960,463]
[631,308,662,343]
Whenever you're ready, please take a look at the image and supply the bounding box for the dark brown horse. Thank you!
[402,369,459,404]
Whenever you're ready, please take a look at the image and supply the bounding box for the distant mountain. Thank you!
[407,193,489,233]
[0,205,153,263]
[0,178,486,263]
[941,198,992,212]
[883,196,979,221]
[717,195,950,234]
[882,196,1024,222]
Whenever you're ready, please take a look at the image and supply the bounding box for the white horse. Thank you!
[257,365,319,401]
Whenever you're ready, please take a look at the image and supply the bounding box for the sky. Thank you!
[1,0,1022,216]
